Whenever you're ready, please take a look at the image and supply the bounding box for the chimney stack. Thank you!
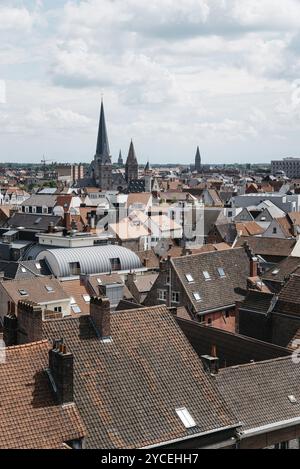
[90,297,111,339]
[201,355,219,375]
[250,256,259,278]
[49,339,74,404]
[17,301,43,345]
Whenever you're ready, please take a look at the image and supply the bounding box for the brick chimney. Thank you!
[3,314,18,346]
[17,301,43,345]
[250,256,259,278]
[90,297,111,339]
[48,339,74,404]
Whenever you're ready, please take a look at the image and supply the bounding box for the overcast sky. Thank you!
[1,0,300,165]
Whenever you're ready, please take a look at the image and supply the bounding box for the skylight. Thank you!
[45,285,54,292]
[175,408,196,429]
[97,278,102,284]
[71,305,82,314]
[35,262,41,270]
[203,271,211,280]
[193,292,201,302]
[21,267,27,273]
[218,268,226,278]
[185,274,194,283]
[19,289,28,296]
[70,296,76,305]
[83,294,91,303]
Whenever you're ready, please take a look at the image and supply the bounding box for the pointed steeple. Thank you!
[96,99,110,157]
[118,150,124,166]
[126,140,138,164]
[195,146,202,173]
[144,160,150,172]
[125,140,139,183]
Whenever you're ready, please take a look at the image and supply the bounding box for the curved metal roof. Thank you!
[36,245,143,278]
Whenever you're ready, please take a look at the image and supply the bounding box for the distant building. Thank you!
[195,146,202,173]
[271,158,300,178]
[56,164,84,185]
[125,140,139,183]
[117,150,124,167]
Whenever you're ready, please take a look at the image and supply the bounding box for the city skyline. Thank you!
[1,0,300,164]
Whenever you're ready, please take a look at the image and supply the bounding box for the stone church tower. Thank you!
[125,140,139,183]
[90,100,112,190]
[195,146,202,173]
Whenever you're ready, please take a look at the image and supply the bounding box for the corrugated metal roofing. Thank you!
[37,245,143,278]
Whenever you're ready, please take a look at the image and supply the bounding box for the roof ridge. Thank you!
[219,355,292,373]
[5,339,49,351]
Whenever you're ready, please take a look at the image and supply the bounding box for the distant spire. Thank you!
[144,160,150,172]
[118,150,124,166]
[126,140,138,165]
[96,99,110,157]
[195,146,202,172]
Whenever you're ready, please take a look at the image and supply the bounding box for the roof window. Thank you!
[175,408,196,429]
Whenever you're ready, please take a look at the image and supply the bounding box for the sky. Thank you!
[1,1,300,165]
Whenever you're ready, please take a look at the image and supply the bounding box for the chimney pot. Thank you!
[49,340,74,405]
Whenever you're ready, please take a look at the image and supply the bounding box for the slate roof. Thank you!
[0,341,85,449]
[0,259,51,280]
[136,249,160,270]
[42,305,238,449]
[215,223,237,244]
[240,291,275,314]
[215,356,300,434]
[21,194,58,208]
[7,213,63,231]
[172,247,250,314]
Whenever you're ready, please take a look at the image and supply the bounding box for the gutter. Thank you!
[140,423,241,449]
[196,304,235,316]
[239,416,300,439]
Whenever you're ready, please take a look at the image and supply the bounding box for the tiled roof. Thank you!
[236,236,296,257]
[275,274,300,315]
[42,306,237,449]
[215,356,300,433]
[0,341,85,449]
[240,291,275,314]
[263,257,300,284]
[172,248,250,314]
[136,249,159,269]
[60,279,91,315]
[131,273,159,293]
[235,221,265,237]
[1,277,69,306]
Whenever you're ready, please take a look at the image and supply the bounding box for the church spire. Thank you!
[96,99,110,157]
[125,140,139,183]
[118,150,124,166]
[195,146,201,173]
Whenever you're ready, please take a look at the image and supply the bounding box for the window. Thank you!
[225,311,230,319]
[71,305,82,314]
[54,306,62,313]
[203,271,211,281]
[185,274,194,283]
[97,278,102,284]
[70,296,76,305]
[193,292,201,302]
[19,289,28,296]
[218,267,226,278]
[82,294,91,303]
[45,285,54,292]
[34,217,42,225]
[166,275,170,286]
[110,258,121,272]
[273,227,277,234]
[69,262,80,276]
[172,292,180,303]
[42,207,48,214]
[35,262,41,270]
[175,408,196,429]
[158,289,167,301]
[21,267,27,273]
[207,318,212,325]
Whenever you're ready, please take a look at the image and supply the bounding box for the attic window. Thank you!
[185,274,194,283]
[21,267,27,273]
[83,294,90,303]
[71,304,82,314]
[19,289,28,296]
[35,262,41,270]
[218,268,226,278]
[45,285,54,292]
[193,292,202,302]
[175,407,196,429]
[203,271,211,281]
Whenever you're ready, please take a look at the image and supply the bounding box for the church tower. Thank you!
[195,146,202,173]
[90,100,112,190]
[125,140,139,183]
[118,150,124,167]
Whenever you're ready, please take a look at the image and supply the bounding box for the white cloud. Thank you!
[0,7,34,31]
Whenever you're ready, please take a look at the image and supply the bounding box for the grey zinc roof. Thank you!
[37,245,143,278]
